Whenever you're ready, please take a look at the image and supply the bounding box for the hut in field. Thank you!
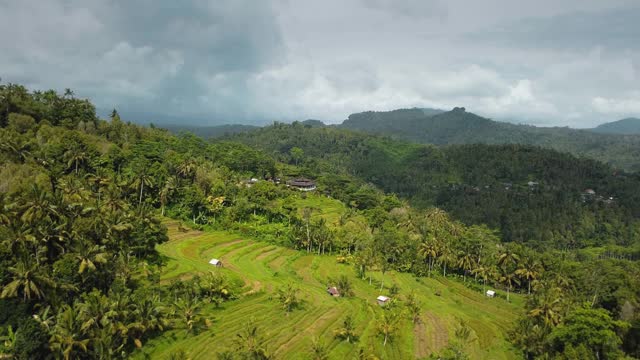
[209,258,223,267]
[287,178,317,191]
[376,295,390,306]
[327,286,340,297]
[486,290,495,298]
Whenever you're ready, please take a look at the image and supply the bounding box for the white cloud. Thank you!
[592,94,640,114]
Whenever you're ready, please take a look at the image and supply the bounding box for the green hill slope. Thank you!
[590,117,640,135]
[134,219,521,360]
[340,108,640,171]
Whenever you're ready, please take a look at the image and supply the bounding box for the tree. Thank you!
[376,308,402,346]
[418,238,438,277]
[548,306,627,360]
[334,314,358,343]
[290,147,304,166]
[1,259,55,301]
[309,337,329,360]
[404,292,422,324]
[516,257,542,295]
[130,171,153,208]
[276,283,300,315]
[498,268,520,302]
[234,320,271,360]
[49,305,90,360]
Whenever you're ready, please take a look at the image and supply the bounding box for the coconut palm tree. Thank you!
[130,172,153,208]
[333,314,357,343]
[1,259,55,301]
[64,147,89,175]
[277,283,300,315]
[499,268,520,302]
[160,177,177,216]
[49,305,90,360]
[376,309,402,346]
[528,293,563,327]
[471,265,496,294]
[73,240,108,275]
[234,320,271,360]
[516,257,542,295]
[418,238,438,277]
[457,250,475,283]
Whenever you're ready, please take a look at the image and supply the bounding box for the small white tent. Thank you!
[486,290,496,298]
[377,295,390,306]
[209,258,222,267]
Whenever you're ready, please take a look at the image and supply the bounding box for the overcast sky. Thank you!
[2,0,639,127]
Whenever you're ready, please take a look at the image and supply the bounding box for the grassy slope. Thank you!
[135,204,522,359]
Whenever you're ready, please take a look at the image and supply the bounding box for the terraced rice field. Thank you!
[134,220,522,359]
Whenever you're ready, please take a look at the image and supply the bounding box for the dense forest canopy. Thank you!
[340,107,640,172]
[0,83,639,359]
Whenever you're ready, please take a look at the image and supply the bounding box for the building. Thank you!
[327,286,340,297]
[209,258,223,267]
[287,178,316,191]
[486,290,495,298]
[377,295,390,306]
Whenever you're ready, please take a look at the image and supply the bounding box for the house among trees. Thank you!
[327,286,340,297]
[377,295,390,306]
[209,258,223,267]
[287,178,317,191]
[486,290,496,298]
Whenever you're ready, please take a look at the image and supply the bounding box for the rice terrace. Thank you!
[134,200,521,359]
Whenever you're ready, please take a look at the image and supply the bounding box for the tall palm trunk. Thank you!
[139,181,144,206]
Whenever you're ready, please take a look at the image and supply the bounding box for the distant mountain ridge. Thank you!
[590,117,640,135]
[338,107,640,171]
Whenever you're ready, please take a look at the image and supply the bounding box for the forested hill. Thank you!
[590,117,640,135]
[340,107,640,171]
[228,123,640,248]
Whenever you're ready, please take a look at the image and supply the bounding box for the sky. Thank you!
[1,0,639,127]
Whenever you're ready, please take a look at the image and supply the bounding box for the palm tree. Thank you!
[333,314,357,343]
[172,297,206,334]
[234,320,271,360]
[309,337,329,360]
[177,159,197,182]
[457,250,475,283]
[499,268,520,302]
[528,293,563,327]
[67,149,88,175]
[1,259,55,301]
[130,172,153,208]
[277,283,300,315]
[128,294,168,347]
[376,309,401,346]
[437,244,456,277]
[20,184,58,225]
[471,265,495,294]
[73,240,109,275]
[497,247,521,270]
[417,238,438,277]
[160,177,177,216]
[515,257,542,295]
[50,305,90,360]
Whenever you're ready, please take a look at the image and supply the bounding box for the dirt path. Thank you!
[413,316,430,359]
[423,311,449,355]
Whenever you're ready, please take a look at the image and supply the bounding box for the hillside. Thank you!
[135,217,521,359]
[228,123,640,247]
[340,108,640,171]
[590,117,640,135]
[163,124,259,138]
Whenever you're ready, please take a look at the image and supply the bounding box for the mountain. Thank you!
[340,107,640,172]
[590,117,640,135]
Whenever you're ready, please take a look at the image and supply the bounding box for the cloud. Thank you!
[592,94,640,115]
[1,0,638,126]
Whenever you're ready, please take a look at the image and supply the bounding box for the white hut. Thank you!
[377,295,390,306]
[486,290,496,298]
[209,258,223,267]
